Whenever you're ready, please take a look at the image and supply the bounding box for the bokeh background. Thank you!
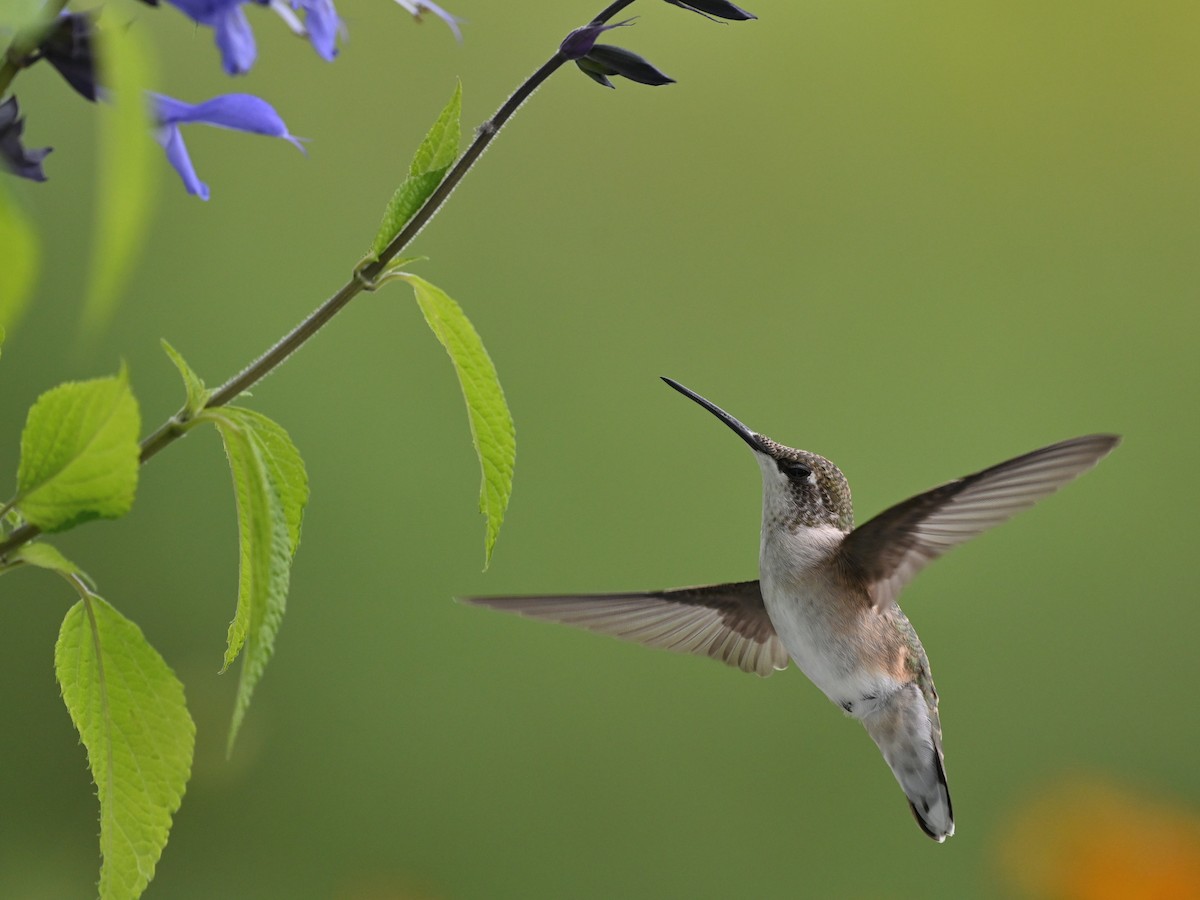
[1,0,1198,897]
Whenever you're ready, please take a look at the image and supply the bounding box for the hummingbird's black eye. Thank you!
[778,458,812,480]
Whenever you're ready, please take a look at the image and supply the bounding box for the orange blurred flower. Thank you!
[999,775,1200,900]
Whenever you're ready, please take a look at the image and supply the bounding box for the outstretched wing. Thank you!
[462,581,789,677]
[839,434,1119,610]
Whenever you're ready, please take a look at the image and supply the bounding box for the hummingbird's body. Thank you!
[466,379,1118,842]
[754,457,953,839]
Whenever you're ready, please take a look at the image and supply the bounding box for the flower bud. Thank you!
[576,45,674,89]
[40,13,99,102]
[665,0,755,21]
[559,18,633,60]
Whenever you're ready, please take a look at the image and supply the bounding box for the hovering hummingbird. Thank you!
[465,378,1119,841]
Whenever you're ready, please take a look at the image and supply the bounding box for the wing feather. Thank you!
[462,581,789,677]
[839,434,1119,609]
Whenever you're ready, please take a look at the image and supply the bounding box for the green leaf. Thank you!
[407,82,461,177]
[224,408,308,552]
[204,411,277,670]
[399,274,515,566]
[201,408,301,754]
[370,170,443,256]
[82,23,159,336]
[0,182,39,332]
[382,255,427,271]
[160,339,211,418]
[369,81,462,259]
[56,593,195,900]
[0,542,95,585]
[12,367,142,532]
[11,541,93,583]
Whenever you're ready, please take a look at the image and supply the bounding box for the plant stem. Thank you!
[0,0,642,560]
[0,0,71,98]
[592,0,639,23]
[0,521,37,555]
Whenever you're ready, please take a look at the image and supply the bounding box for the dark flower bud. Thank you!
[0,97,52,182]
[664,0,755,21]
[575,45,674,89]
[559,18,634,60]
[40,12,99,102]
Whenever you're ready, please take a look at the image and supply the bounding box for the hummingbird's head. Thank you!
[662,377,854,531]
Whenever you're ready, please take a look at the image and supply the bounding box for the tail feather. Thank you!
[862,684,954,841]
[906,741,953,841]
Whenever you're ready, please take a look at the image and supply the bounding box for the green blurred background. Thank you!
[2,0,1198,896]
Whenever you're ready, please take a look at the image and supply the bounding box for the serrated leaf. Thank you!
[224,408,308,553]
[13,368,141,531]
[0,182,39,332]
[202,411,275,670]
[201,409,295,754]
[407,80,461,177]
[56,593,195,900]
[368,81,462,259]
[82,23,159,336]
[160,339,210,417]
[399,274,515,566]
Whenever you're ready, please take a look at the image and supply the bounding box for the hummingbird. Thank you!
[465,378,1119,841]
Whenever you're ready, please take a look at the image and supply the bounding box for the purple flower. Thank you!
[151,93,304,200]
[0,97,52,182]
[291,0,341,60]
[165,0,343,73]
[267,0,342,61]
[165,0,259,74]
[393,0,463,43]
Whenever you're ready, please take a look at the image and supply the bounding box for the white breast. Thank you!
[759,525,901,715]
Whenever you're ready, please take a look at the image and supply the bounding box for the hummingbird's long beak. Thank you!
[661,377,769,454]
